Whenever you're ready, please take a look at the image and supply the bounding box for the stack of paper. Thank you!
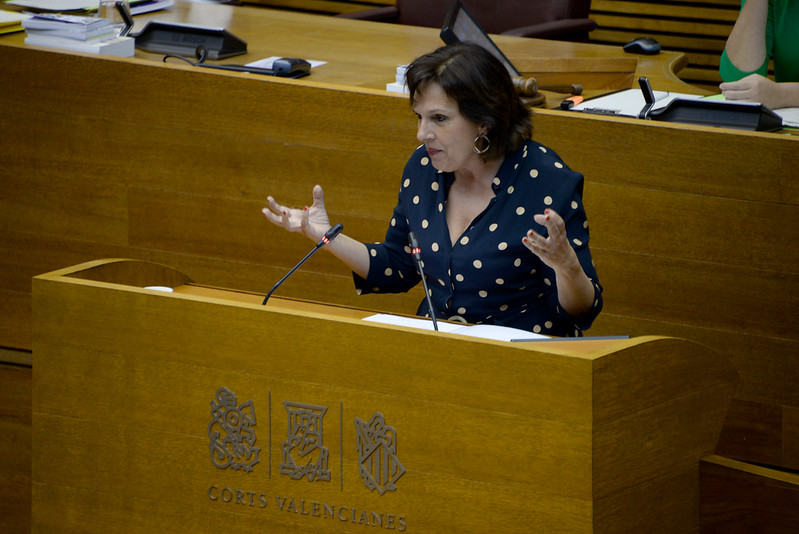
[21,13,134,57]
[0,10,30,34]
[6,0,174,14]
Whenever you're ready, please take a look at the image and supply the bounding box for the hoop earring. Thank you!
[473,132,490,154]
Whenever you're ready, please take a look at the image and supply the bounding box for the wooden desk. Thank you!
[0,6,797,530]
[0,1,692,93]
[31,258,737,533]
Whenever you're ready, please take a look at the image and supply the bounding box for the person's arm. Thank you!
[724,0,769,74]
[523,209,596,320]
[262,184,370,278]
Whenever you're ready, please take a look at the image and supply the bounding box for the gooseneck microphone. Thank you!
[408,232,439,331]
[262,223,343,306]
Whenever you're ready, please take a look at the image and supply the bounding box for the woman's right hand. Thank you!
[262,184,331,242]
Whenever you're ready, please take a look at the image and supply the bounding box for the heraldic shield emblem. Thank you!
[208,387,260,472]
[280,401,331,482]
[355,413,405,495]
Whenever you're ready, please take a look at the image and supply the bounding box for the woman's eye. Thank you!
[435,115,447,122]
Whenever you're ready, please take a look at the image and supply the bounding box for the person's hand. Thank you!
[523,209,580,272]
[720,73,780,108]
[262,184,331,242]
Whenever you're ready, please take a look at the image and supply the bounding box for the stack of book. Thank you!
[0,10,30,34]
[21,13,134,57]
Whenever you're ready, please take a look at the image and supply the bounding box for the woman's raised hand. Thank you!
[262,184,331,242]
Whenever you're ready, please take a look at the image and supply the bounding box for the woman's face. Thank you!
[413,82,483,174]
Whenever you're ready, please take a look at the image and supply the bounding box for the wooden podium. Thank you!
[32,259,737,533]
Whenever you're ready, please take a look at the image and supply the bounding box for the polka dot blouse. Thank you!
[354,140,603,337]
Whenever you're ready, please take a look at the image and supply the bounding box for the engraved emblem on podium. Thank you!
[280,401,331,482]
[208,387,260,472]
[355,413,405,495]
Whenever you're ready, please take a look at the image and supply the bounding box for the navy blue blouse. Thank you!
[354,140,603,337]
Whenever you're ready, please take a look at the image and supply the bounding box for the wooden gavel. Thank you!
[512,77,583,96]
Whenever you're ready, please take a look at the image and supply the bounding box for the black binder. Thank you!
[132,21,247,60]
[647,97,783,132]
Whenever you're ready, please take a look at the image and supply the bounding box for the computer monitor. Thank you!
[440,1,521,78]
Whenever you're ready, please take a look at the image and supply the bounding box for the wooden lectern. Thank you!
[32,259,736,533]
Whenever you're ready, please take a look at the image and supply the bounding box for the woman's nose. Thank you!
[417,120,432,142]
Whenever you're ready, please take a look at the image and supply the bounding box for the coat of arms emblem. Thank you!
[208,387,260,472]
[355,413,405,495]
[280,401,331,482]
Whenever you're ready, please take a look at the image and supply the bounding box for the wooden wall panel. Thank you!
[701,455,799,533]
[0,363,31,534]
[590,0,742,90]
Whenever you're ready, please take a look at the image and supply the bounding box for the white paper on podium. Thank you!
[362,314,549,342]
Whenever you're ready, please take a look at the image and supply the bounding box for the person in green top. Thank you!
[719,0,799,109]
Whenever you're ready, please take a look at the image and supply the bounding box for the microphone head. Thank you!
[319,223,344,246]
[325,223,344,241]
[408,232,422,260]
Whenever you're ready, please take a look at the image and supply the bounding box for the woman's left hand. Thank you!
[523,209,595,319]
[523,209,579,271]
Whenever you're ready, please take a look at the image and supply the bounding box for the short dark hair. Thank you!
[405,42,532,160]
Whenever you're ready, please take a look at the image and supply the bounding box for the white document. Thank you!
[7,0,97,10]
[774,107,799,128]
[362,314,550,342]
[573,88,703,117]
[0,10,31,24]
[246,56,327,69]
